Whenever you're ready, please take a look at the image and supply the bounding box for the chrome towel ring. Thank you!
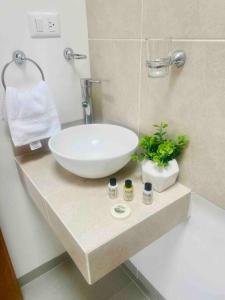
[1,50,45,90]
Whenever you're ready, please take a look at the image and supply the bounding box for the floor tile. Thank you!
[22,259,132,300]
[108,282,148,300]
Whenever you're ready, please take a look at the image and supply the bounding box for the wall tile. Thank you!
[143,0,225,39]
[87,1,225,209]
[140,41,225,208]
[89,40,140,131]
[85,0,142,39]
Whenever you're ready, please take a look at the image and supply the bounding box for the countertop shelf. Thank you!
[16,154,190,284]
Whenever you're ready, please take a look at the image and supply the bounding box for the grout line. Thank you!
[88,38,225,43]
[137,0,144,136]
[172,38,225,42]
[121,265,151,299]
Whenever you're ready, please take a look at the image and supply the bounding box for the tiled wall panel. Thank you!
[86,0,225,209]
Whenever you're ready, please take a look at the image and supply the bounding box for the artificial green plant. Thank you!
[132,122,189,167]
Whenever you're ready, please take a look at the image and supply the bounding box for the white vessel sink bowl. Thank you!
[48,124,138,179]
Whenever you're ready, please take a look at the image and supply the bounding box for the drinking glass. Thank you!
[146,38,172,78]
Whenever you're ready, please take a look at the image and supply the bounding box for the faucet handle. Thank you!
[80,78,101,87]
[89,79,101,84]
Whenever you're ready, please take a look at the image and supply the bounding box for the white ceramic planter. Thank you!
[142,159,179,192]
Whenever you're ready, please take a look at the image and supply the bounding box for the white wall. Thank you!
[0,122,65,277]
[0,0,90,278]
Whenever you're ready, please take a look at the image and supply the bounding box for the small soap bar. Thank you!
[111,203,131,219]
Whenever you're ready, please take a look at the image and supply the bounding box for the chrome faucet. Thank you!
[80,78,101,124]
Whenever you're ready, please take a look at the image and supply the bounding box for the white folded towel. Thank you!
[5,81,61,147]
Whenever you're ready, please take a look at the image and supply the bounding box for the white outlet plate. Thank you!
[27,12,61,38]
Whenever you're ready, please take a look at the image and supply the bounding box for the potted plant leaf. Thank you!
[132,122,189,192]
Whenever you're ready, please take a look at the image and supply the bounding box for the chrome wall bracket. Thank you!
[170,50,186,68]
[145,38,186,78]
[64,47,87,61]
[12,50,26,65]
[146,49,186,78]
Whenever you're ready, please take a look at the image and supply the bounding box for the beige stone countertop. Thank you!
[16,153,191,284]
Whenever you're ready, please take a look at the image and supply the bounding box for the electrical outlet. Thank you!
[48,20,56,32]
[28,12,61,38]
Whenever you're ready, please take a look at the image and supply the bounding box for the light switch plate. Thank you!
[27,12,61,38]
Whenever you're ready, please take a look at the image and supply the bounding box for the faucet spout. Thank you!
[80,78,101,124]
[82,100,92,124]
